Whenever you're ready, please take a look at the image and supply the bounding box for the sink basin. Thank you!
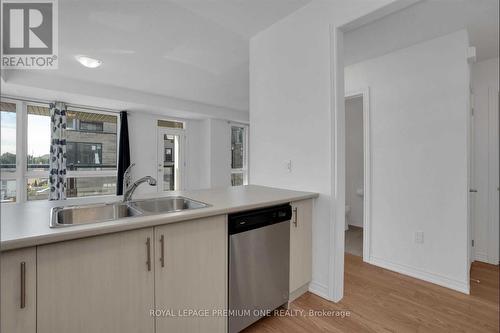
[50,203,143,227]
[129,196,210,214]
[50,196,210,228]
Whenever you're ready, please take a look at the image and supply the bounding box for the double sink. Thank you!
[50,196,210,228]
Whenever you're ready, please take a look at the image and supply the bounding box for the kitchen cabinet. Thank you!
[1,247,36,333]
[154,215,227,333]
[289,199,313,297]
[36,216,227,333]
[37,228,155,333]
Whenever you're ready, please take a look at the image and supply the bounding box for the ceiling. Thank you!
[344,0,499,66]
[3,0,310,115]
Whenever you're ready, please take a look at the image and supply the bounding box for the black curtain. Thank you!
[116,111,131,195]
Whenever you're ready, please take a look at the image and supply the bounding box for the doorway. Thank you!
[157,128,185,192]
[343,90,370,261]
[344,95,363,257]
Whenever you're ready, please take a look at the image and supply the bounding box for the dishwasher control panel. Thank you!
[228,204,292,235]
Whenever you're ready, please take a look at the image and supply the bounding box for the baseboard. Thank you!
[474,252,489,263]
[289,283,310,303]
[348,222,363,229]
[308,280,330,300]
[474,252,499,265]
[347,224,363,230]
[369,256,470,294]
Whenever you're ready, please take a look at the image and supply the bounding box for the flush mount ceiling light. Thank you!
[75,55,102,68]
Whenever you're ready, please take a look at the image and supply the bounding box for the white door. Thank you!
[157,128,185,192]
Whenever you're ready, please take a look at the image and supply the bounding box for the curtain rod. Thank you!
[0,94,122,114]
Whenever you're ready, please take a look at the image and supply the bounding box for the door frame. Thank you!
[488,88,499,264]
[157,127,186,192]
[345,89,371,263]
[328,0,422,302]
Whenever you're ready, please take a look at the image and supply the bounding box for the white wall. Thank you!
[249,0,396,298]
[343,0,500,65]
[345,97,364,228]
[187,119,212,190]
[127,112,214,195]
[345,30,471,292]
[471,57,499,264]
[207,119,232,188]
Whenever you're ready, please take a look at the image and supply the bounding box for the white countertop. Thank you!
[1,185,318,251]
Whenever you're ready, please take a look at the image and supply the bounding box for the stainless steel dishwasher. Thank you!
[228,204,292,333]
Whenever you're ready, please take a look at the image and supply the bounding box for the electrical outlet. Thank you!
[285,160,292,173]
[415,231,424,244]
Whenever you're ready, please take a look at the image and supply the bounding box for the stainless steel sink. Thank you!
[129,196,210,214]
[50,203,143,227]
[50,196,210,228]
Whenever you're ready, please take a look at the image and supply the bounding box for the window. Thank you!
[164,148,173,163]
[66,109,117,172]
[157,119,184,129]
[0,102,16,172]
[27,104,50,172]
[230,125,248,186]
[157,126,184,192]
[1,179,17,203]
[1,101,17,202]
[66,176,116,198]
[0,98,119,203]
[27,177,49,201]
[79,121,103,132]
[67,142,103,170]
[162,134,177,191]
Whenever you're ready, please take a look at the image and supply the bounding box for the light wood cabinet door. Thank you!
[290,199,313,293]
[37,228,155,333]
[1,247,36,333]
[154,216,227,333]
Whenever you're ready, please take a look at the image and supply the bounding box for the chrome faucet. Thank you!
[122,164,157,202]
[123,163,136,191]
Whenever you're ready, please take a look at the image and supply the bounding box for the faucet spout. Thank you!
[123,176,157,202]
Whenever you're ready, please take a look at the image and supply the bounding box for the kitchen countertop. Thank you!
[1,185,318,251]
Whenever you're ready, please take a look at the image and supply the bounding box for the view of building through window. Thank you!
[163,135,176,191]
[67,176,117,198]
[1,100,119,203]
[231,125,248,186]
[2,99,250,202]
[66,109,117,171]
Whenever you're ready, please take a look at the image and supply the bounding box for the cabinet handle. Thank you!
[159,234,165,268]
[20,262,26,309]
[293,207,298,227]
[146,237,152,271]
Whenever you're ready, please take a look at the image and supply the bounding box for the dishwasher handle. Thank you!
[228,204,292,235]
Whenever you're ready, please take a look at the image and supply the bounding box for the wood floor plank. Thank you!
[243,254,499,333]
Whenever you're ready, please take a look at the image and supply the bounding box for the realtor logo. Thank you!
[1,0,58,69]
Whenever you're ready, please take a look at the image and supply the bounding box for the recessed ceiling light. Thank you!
[75,55,102,68]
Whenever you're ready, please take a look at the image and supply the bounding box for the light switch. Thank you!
[415,231,424,244]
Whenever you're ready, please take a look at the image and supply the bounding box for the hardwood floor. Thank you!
[244,254,499,333]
